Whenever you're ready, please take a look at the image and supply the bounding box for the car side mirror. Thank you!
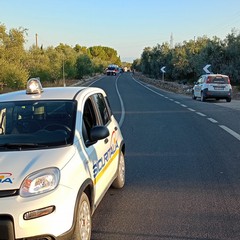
[85,126,109,147]
[90,126,109,141]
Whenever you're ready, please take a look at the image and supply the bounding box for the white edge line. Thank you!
[219,125,240,141]
[132,76,167,97]
[130,77,240,142]
[116,75,125,127]
[87,76,105,86]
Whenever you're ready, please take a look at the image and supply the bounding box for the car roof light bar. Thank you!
[26,78,43,94]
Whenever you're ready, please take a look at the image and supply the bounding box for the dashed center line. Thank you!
[208,118,218,123]
[181,104,187,107]
[165,99,239,142]
[196,112,206,117]
[133,77,240,142]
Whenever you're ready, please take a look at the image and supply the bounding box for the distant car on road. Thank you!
[106,64,118,76]
[192,73,232,102]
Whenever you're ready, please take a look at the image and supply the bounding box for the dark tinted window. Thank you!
[108,67,116,70]
[82,98,97,143]
[93,93,110,125]
[0,100,76,150]
[208,75,229,84]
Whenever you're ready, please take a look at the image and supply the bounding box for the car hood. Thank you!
[0,146,76,190]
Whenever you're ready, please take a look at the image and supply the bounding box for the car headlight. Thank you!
[20,168,60,197]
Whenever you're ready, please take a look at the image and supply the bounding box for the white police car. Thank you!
[0,78,125,240]
[192,73,232,102]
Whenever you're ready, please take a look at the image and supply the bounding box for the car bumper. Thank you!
[203,89,232,98]
[0,186,76,239]
[106,72,116,75]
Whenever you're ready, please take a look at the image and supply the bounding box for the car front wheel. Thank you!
[192,91,196,100]
[201,92,206,102]
[72,192,91,240]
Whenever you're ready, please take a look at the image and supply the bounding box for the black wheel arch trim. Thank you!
[119,140,125,154]
[117,140,125,169]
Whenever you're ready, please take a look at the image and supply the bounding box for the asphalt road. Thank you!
[88,72,240,240]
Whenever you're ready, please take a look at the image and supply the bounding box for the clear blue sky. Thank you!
[1,0,240,62]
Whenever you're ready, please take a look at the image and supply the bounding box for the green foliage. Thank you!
[0,24,28,89]
[139,30,240,84]
[0,23,123,91]
[132,59,141,71]
[76,55,94,79]
[0,59,29,89]
[26,46,52,82]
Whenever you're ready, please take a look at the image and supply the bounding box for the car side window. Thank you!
[92,93,111,126]
[0,108,6,134]
[82,98,97,144]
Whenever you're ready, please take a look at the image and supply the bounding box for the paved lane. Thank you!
[90,73,240,240]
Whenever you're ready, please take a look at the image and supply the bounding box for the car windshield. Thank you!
[108,67,116,70]
[0,100,77,151]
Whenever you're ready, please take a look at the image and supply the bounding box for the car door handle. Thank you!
[104,138,109,144]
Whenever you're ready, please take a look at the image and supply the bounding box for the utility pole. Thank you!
[63,57,66,87]
[170,33,173,49]
[35,33,38,48]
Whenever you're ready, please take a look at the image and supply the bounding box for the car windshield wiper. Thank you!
[0,143,47,150]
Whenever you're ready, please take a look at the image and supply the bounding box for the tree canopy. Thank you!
[0,23,121,90]
[133,30,240,84]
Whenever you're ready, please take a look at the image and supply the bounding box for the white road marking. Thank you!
[207,118,218,123]
[88,76,105,86]
[219,125,240,141]
[116,75,125,127]
[196,112,206,117]
[132,77,240,142]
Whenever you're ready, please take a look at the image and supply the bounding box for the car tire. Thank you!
[226,97,231,102]
[192,91,196,100]
[72,192,91,240]
[201,92,206,102]
[112,151,125,189]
